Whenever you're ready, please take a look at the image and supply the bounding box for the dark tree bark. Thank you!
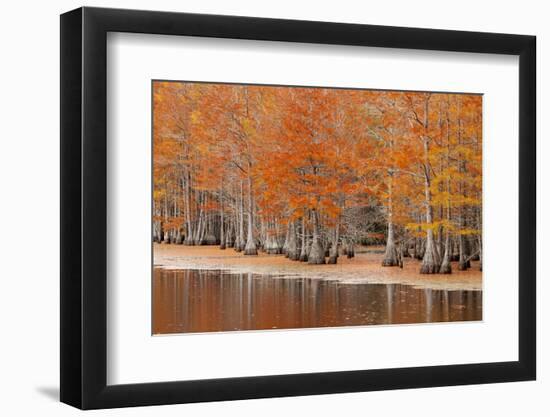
[346,240,355,259]
[458,233,470,270]
[175,229,184,245]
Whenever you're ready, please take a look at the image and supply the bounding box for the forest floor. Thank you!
[154,244,482,291]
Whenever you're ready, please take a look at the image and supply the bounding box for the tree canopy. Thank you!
[153,81,482,274]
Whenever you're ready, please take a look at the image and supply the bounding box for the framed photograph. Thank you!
[60,6,536,409]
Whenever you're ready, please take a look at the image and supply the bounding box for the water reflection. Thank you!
[153,268,482,334]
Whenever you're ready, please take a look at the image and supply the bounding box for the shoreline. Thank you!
[153,244,482,291]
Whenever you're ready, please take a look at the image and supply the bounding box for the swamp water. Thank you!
[153,268,482,334]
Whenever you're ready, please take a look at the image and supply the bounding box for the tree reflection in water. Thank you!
[153,268,482,334]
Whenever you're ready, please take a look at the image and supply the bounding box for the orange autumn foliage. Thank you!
[153,81,482,272]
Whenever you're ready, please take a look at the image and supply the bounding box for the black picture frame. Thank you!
[60,6,536,410]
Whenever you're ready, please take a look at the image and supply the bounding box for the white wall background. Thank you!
[0,0,545,415]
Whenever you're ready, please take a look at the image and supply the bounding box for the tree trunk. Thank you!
[456,101,470,271]
[153,203,162,242]
[382,178,398,267]
[235,181,245,252]
[439,109,452,274]
[162,176,170,244]
[420,95,441,274]
[402,240,410,257]
[450,237,459,261]
[184,170,194,245]
[175,229,183,245]
[398,242,404,268]
[327,221,340,264]
[324,242,330,258]
[439,230,452,274]
[225,218,234,248]
[162,229,170,244]
[275,219,283,254]
[477,205,483,271]
[287,221,299,260]
[458,233,469,270]
[299,215,308,262]
[282,224,290,256]
[219,179,225,249]
[244,172,258,255]
[382,222,398,266]
[421,229,440,273]
[265,219,280,254]
[346,241,355,258]
[308,210,325,264]
[153,222,160,243]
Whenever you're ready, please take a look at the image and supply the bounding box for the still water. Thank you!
[153,268,482,334]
